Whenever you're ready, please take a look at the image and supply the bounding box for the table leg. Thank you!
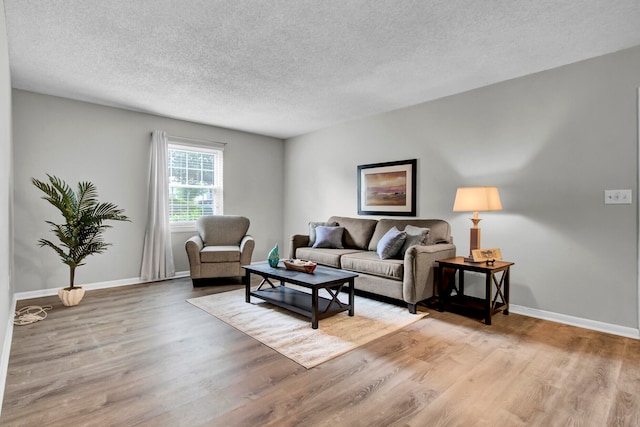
[438,266,445,312]
[504,267,510,315]
[348,279,354,316]
[312,288,319,329]
[485,272,492,325]
[245,271,251,303]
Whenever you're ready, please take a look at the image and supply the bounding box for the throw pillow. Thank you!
[309,221,338,246]
[376,226,407,259]
[399,225,430,256]
[312,226,345,249]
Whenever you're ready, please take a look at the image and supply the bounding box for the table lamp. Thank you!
[453,186,502,262]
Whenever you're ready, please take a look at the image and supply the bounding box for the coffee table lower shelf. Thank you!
[251,286,350,327]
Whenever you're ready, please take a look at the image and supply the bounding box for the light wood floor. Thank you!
[2,277,639,426]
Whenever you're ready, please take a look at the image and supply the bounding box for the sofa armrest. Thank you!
[402,243,456,304]
[289,234,310,259]
[239,235,255,267]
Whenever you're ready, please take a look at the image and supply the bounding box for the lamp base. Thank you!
[465,226,481,263]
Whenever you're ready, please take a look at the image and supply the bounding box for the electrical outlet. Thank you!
[604,189,632,205]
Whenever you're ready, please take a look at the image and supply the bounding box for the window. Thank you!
[168,141,223,226]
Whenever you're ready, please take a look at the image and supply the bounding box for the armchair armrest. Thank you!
[289,234,310,259]
[402,243,456,304]
[185,235,204,278]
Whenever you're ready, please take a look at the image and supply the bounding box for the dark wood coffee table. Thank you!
[243,262,358,329]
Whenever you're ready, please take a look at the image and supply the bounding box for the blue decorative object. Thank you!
[268,244,279,268]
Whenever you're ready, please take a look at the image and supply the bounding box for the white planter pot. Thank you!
[58,287,85,306]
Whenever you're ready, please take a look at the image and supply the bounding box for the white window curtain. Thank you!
[140,130,176,281]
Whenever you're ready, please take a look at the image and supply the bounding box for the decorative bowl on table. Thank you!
[283,259,317,273]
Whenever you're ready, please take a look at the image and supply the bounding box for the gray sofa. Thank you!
[289,216,456,313]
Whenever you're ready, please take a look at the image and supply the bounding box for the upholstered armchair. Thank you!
[185,215,255,286]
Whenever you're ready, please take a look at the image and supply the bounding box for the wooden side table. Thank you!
[435,256,514,325]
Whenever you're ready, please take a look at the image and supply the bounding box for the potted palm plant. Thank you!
[32,174,130,306]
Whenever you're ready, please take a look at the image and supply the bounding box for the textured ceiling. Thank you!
[4,1,640,139]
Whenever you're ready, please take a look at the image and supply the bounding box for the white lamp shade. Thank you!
[453,186,502,212]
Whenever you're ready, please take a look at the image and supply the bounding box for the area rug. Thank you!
[187,287,428,369]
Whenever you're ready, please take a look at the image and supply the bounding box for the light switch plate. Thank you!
[604,189,632,204]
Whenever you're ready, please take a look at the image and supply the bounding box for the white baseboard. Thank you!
[14,271,190,301]
[510,304,640,339]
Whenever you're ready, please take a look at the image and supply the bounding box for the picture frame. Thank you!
[357,159,417,216]
[471,248,503,263]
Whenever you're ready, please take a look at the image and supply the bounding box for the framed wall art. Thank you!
[357,159,417,216]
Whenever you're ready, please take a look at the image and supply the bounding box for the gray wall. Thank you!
[284,46,640,329]
[0,0,13,372]
[13,90,284,292]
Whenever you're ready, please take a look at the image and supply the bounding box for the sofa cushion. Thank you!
[340,251,403,280]
[308,221,338,246]
[200,245,241,263]
[399,225,430,256]
[295,247,363,268]
[376,226,407,259]
[327,216,378,249]
[312,226,345,248]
